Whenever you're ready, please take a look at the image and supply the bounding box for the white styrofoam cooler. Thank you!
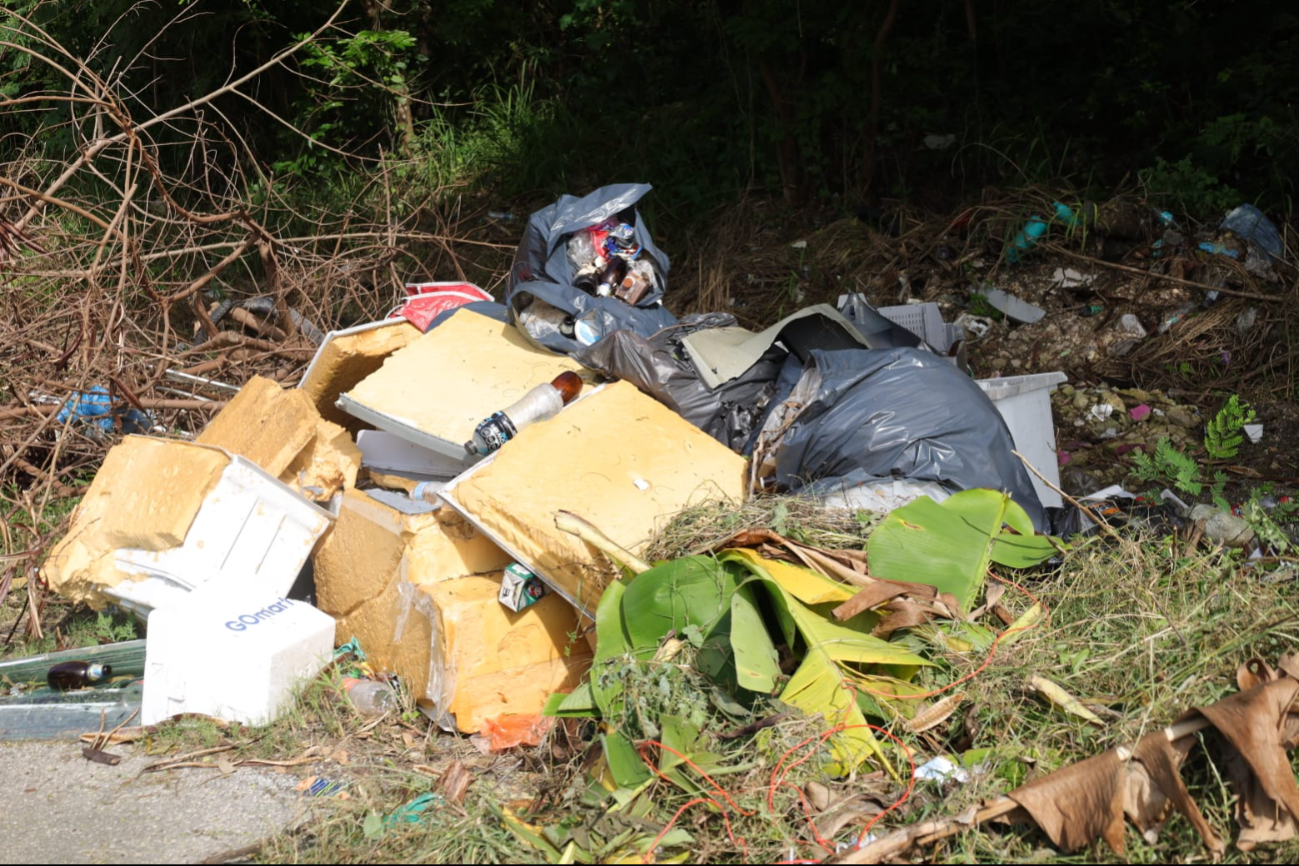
[142,577,335,726]
[976,372,1068,509]
[102,456,333,619]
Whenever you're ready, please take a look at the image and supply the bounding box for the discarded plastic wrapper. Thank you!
[336,310,587,462]
[298,319,423,430]
[198,375,360,502]
[313,488,590,733]
[391,282,494,332]
[481,713,554,751]
[141,576,334,726]
[55,385,151,435]
[440,381,749,612]
[1220,203,1283,260]
[499,563,547,612]
[41,436,334,617]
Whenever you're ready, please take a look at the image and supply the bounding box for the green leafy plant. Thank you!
[1130,438,1230,510]
[1204,395,1257,460]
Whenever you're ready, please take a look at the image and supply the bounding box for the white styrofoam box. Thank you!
[141,577,335,726]
[976,372,1068,510]
[103,455,333,619]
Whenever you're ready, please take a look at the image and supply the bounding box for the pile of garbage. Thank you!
[10,183,1297,861]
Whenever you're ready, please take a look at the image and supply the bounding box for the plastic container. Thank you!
[1005,202,1077,263]
[975,372,1068,509]
[342,678,397,717]
[141,577,335,726]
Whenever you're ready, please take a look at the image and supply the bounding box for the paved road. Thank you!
[0,741,308,864]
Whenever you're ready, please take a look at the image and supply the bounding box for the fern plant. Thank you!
[1129,437,1230,510]
[1204,395,1257,460]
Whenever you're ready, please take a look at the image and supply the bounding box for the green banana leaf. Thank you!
[867,489,1059,610]
[589,577,632,718]
[729,585,780,693]
[724,551,930,774]
[620,555,740,658]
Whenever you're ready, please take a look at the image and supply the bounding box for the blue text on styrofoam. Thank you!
[225,598,296,632]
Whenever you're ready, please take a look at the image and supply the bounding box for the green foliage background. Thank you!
[3,0,1297,220]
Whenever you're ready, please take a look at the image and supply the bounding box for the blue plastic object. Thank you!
[1220,204,1283,260]
[1005,201,1078,263]
[54,386,150,434]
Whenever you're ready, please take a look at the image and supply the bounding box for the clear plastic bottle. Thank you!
[464,371,583,456]
[342,677,397,717]
[566,230,598,270]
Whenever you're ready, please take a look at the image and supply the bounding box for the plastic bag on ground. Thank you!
[575,313,783,451]
[765,347,1048,531]
[506,183,677,357]
[482,713,555,751]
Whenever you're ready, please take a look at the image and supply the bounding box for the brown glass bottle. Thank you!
[596,258,629,296]
[47,661,112,690]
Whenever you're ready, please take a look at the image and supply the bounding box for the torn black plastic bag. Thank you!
[771,348,1048,531]
[575,313,783,451]
[506,182,676,356]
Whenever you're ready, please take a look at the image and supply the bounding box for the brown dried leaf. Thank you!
[437,760,474,805]
[1008,749,1127,854]
[904,692,966,734]
[1132,731,1225,856]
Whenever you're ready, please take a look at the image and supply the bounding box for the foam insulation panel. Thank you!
[299,319,423,429]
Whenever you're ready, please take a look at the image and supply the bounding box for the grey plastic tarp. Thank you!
[506,183,677,356]
[575,313,783,451]
[772,347,1048,531]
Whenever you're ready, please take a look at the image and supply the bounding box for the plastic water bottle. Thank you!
[342,678,397,717]
[1005,202,1078,263]
[465,371,584,456]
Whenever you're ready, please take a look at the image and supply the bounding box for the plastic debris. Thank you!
[1108,313,1147,357]
[1129,404,1151,422]
[481,713,555,751]
[980,287,1046,324]
[1244,424,1263,444]
[1051,268,1094,288]
[914,756,970,784]
[54,386,151,435]
[1220,203,1283,259]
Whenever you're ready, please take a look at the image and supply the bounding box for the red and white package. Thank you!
[391,282,493,331]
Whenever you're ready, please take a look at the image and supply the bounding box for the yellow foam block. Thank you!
[314,488,516,705]
[420,574,591,733]
[300,320,423,429]
[338,310,589,451]
[442,381,748,613]
[197,375,360,501]
[42,436,228,606]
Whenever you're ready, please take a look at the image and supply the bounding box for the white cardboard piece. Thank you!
[356,430,470,477]
[142,577,335,726]
[102,455,334,618]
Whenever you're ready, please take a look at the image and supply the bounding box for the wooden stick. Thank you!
[1012,450,1123,542]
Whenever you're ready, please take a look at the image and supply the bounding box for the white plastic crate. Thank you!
[141,577,335,726]
[975,372,1068,509]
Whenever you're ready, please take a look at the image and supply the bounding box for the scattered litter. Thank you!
[55,385,151,435]
[465,371,583,456]
[1051,268,1094,288]
[1129,404,1151,422]
[1089,404,1114,422]
[953,313,993,340]
[1244,424,1263,444]
[980,287,1046,324]
[1220,203,1283,259]
[1236,307,1259,333]
[498,562,547,612]
[914,756,970,784]
[1187,504,1256,549]
[481,713,555,751]
[298,776,349,798]
[1005,202,1077,263]
[342,677,397,718]
[790,239,808,249]
[1108,313,1147,357]
[392,282,494,332]
[1158,301,1198,334]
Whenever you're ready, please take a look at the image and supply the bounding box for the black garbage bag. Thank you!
[507,183,677,357]
[773,348,1048,530]
[575,313,783,451]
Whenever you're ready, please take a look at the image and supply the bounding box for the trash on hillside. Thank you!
[140,576,334,725]
[41,435,333,616]
[355,430,469,479]
[1188,504,1256,549]
[198,375,360,501]
[1052,268,1094,288]
[439,381,748,612]
[498,563,547,612]
[953,312,993,340]
[979,287,1046,324]
[749,348,1049,530]
[506,183,676,356]
[336,310,589,463]
[299,318,423,430]
[391,282,494,331]
[1220,203,1283,260]
[1244,424,1263,444]
[54,385,152,436]
[313,488,590,733]
[0,679,143,742]
[46,661,112,691]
